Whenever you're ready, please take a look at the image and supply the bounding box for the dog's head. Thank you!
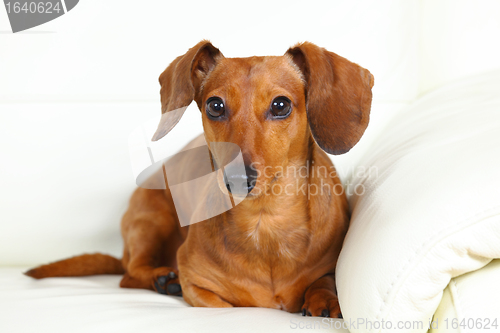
[153,40,374,198]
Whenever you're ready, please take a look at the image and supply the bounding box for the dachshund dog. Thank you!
[25,41,373,318]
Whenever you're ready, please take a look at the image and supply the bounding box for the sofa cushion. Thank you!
[430,259,500,333]
[336,70,500,333]
[0,267,349,333]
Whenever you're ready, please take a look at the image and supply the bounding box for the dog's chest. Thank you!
[237,206,311,262]
[221,211,313,310]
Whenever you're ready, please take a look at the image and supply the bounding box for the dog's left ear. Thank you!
[286,42,374,155]
[152,40,223,141]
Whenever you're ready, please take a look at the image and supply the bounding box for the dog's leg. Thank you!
[181,283,233,307]
[120,231,181,295]
[119,188,183,296]
[301,274,341,318]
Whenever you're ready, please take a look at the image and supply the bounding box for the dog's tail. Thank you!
[24,253,125,279]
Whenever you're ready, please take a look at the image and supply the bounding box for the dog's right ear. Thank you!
[152,41,223,141]
[286,42,373,155]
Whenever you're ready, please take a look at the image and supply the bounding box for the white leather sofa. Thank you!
[1,1,500,332]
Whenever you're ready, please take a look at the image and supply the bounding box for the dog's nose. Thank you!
[224,165,258,195]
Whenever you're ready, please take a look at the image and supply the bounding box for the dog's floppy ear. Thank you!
[286,42,374,155]
[152,40,223,141]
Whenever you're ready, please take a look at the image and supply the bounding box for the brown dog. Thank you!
[25,41,373,318]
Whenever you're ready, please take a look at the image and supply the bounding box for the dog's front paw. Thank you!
[152,268,182,296]
[301,289,341,318]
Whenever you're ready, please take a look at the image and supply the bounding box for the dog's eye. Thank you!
[206,97,225,118]
[270,97,292,118]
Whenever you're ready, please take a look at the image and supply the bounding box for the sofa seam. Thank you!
[449,280,463,333]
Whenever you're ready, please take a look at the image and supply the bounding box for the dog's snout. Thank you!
[224,165,258,195]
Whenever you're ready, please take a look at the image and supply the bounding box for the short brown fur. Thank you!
[25,41,373,317]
